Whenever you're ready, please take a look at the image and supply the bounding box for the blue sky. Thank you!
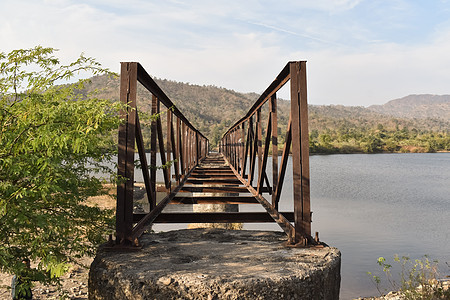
[2,0,450,106]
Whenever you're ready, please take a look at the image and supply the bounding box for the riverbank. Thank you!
[310,147,450,155]
[241,146,450,156]
[356,279,450,300]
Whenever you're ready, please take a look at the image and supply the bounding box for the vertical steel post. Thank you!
[290,61,311,244]
[237,126,242,173]
[188,129,192,169]
[182,122,187,174]
[241,123,246,177]
[195,132,199,165]
[171,116,179,183]
[242,121,250,180]
[116,62,137,243]
[150,94,158,205]
[166,108,173,185]
[270,94,278,208]
[248,116,254,185]
[167,109,172,190]
[190,129,193,168]
[256,108,262,189]
[232,130,236,168]
[176,116,182,181]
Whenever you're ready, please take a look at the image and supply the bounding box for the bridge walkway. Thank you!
[152,152,295,224]
[114,61,313,248]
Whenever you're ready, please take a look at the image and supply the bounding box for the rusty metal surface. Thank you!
[290,61,311,242]
[220,61,314,246]
[186,178,242,184]
[116,62,137,243]
[115,62,208,246]
[115,61,314,249]
[134,212,295,223]
[270,94,278,209]
[170,196,259,204]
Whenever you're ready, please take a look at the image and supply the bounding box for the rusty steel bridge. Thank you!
[114,61,317,249]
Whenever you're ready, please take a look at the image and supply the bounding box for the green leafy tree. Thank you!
[362,135,384,153]
[0,46,121,290]
[318,133,334,152]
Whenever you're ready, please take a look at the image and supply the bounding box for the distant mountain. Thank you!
[86,75,262,120]
[368,94,450,120]
[84,76,449,147]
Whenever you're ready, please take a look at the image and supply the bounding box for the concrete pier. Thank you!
[89,229,341,300]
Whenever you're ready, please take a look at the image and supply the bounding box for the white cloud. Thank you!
[127,32,285,92]
[302,34,450,105]
[2,0,450,107]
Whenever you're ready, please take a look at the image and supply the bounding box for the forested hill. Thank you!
[86,75,450,153]
[368,94,450,119]
[86,75,265,146]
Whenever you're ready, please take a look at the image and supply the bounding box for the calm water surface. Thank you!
[143,153,450,299]
[308,153,449,299]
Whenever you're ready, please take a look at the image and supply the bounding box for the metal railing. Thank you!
[115,62,208,246]
[220,61,313,245]
[114,61,314,248]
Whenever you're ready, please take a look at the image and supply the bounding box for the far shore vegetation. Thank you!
[308,124,449,154]
[85,75,450,155]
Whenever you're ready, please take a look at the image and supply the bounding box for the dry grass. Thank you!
[85,184,117,210]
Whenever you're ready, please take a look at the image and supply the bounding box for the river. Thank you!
[243,153,450,299]
[309,153,450,299]
[119,153,450,299]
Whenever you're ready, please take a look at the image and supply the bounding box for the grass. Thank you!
[367,255,450,299]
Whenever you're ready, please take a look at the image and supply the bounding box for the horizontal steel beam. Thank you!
[186,178,242,184]
[163,186,271,193]
[189,175,237,179]
[170,196,259,204]
[194,167,232,172]
[133,212,295,223]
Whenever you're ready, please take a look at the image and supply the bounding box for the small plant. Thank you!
[367,255,450,299]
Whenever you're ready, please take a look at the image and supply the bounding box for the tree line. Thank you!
[87,74,450,154]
